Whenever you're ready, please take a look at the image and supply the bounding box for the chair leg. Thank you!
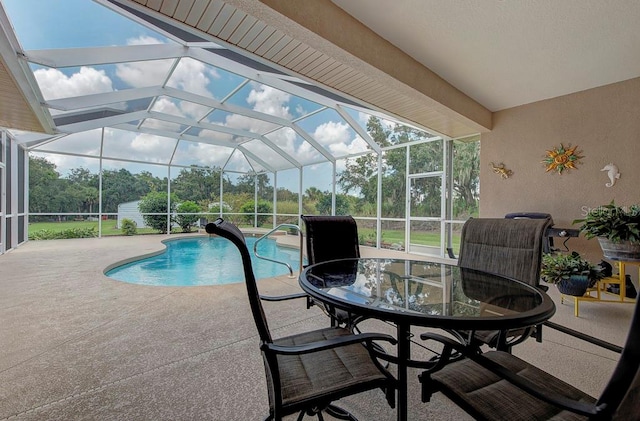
[294,405,357,421]
[325,404,358,420]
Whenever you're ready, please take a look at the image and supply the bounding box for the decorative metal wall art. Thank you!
[600,163,620,187]
[542,144,583,174]
[490,162,513,179]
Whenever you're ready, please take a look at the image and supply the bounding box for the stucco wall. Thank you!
[479,77,640,260]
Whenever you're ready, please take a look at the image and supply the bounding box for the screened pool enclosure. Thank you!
[0,0,479,256]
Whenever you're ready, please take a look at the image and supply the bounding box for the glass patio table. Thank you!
[299,257,556,421]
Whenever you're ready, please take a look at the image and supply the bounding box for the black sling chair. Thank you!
[451,217,553,352]
[205,218,396,421]
[418,296,640,420]
[300,215,361,328]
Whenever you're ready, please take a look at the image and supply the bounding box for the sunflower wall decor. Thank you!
[542,143,583,174]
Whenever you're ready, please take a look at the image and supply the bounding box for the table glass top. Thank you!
[302,258,551,322]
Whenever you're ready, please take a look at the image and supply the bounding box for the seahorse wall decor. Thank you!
[600,163,620,187]
[490,162,513,179]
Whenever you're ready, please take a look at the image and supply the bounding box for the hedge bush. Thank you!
[30,227,98,240]
[120,218,137,236]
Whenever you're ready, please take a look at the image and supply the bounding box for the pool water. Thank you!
[106,236,303,286]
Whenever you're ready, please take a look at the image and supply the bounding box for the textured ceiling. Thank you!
[332,0,640,111]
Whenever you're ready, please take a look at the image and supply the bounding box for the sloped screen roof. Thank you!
[2,0,439,176]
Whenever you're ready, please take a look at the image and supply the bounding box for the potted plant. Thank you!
[573,201,640,261]
[540,252,605,296]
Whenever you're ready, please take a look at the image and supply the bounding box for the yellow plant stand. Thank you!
[560,260,638,317]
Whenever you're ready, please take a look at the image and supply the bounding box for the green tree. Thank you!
[102,168,150,213]
[240,199,273,226]
[171,166,227,204]
[65,168,100,214]
[235,173,272,197]
[304,187,324,203]
[276,187,298,203]
[64,184,98,214]
[138,191,177,233]
[137,170,166,192]
[452,139,480,217]
[29,156,63,216]
[68,167,97,186]
[175,201,201,232]
[316,193,351,215]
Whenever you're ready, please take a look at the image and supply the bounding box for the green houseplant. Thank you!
[540,252,605,296]
[573,201,640,261]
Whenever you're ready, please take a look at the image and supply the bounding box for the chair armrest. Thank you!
[421,332,610,416]
[420,332,468,351]
[464,351,608,417]
[264,332,397,355]
[259,292,308,302]
[543,321,623,353]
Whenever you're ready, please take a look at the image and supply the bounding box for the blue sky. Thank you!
[3,0,393,194]
[4,0,159,50]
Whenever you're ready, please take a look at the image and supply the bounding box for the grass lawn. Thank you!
[358,227,461,250]
[28,220,461,251]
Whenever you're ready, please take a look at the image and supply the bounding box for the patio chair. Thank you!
[504,212,555,253]
[418,298,639,421]
[451,217,553,351]
[205,218,396,421]
[301,214,361,328]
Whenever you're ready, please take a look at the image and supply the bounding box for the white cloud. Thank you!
[174,140,231,167]
[34,67,113,100]
[295,104,307,117]
[30,152,100,176]
[197,128,234,143]
[151,97,183,116]
[101,129,176,164]
[126,35,164,46]
[314,121,351,145]
[247,84,292,119]
[224,112,279,135]
[130,133,176,157]
[115,59,174,88]
[312,121,369,156]
[167,57,219,96]
[115,36,173,88]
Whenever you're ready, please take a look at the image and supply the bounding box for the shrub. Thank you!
[138,191,177,233]
[121,218,137,236]
[240,199,273,226]
[175,201,201,232]
[30,227,98,240]
[540,251,604,285]
[573,201,640,243]
[316,194,351,215]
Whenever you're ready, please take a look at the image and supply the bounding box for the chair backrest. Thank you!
[205,218,272,343]
[601,297,640,419]
[457,217,553,287]
[504,212,555,253]
[301,215,360,265]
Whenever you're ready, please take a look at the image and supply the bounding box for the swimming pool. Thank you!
[105,236,303,286]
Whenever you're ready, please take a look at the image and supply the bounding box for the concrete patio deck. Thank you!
[0,234,633,420]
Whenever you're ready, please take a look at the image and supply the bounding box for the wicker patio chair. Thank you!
[205,218,396,421]
[452,217,554,351]
[418,298,640,420]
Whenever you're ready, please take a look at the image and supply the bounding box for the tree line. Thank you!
[29,117,479,230]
